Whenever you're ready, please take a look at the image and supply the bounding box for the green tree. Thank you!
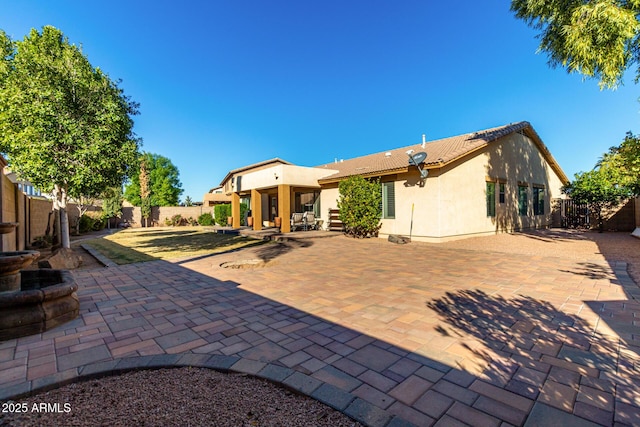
[124,152,183,207]
[617,132,640,194]
[337,176,382,238]
[562,162,630,231]
[0,26,139,248]
[511,0,640,89]
[183,196,194,207]
[139,157,151,227]
[102,187,123,229]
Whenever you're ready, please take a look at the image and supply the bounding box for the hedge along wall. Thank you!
[121,205,214,227]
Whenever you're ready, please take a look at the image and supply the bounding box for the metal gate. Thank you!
[557,199,590,229]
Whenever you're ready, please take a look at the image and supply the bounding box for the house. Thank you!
[202,186,231,207]
[220,121,570,241]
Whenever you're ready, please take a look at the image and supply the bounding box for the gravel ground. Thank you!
[2,368,363,427]
[5,228,638,427]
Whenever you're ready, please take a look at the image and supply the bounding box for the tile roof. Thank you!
[316,121,568,183]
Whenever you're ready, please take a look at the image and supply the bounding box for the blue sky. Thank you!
[4,1,640,201]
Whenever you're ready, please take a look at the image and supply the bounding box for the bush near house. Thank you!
[338,175,382,238]
[198,212,215,226]
[214,204,231,226]
[214,203,249,226]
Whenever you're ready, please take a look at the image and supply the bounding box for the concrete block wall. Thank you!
[122,206,215,227]
[602,198,636,232]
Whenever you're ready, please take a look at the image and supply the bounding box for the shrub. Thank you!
[32,235,52,249]
[186,217,197,226]
[79,212,105,233]
[338,175,382,238]
[92,217,106,231]
[213,203,249,226]
[214,204,231,226]
[198,212,214,226]
[170,214,185,226]
[78,214,95,233]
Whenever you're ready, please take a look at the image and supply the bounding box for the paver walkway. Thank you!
[1,234,639,426]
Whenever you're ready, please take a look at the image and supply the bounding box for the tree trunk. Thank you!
[54,184,71,248]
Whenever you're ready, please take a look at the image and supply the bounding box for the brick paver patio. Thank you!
[1,234,639,426]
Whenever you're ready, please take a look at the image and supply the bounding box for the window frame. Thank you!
[381,181,395,219]
[533,185,545,216]
[486,181,496,217]
[518,184,528,216]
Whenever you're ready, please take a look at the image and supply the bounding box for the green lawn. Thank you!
[82,227,266,264]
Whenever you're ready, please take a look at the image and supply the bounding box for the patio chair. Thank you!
[302,211,316,231]
[290,213,304,231]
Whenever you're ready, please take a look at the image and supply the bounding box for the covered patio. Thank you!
[227,162,335,232]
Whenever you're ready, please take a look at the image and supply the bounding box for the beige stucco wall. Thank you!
[320,133,567,242]
[236,165,337,193]
[391,132,565,241]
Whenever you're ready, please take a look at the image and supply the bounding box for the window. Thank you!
[382,182,395,219]
[486,182,496,217]
[518,184,528,216]
[533,186,545,215]
[499,183,505,204]
[294,191,321,216]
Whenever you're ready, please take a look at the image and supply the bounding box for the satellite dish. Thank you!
[408,151,427,166]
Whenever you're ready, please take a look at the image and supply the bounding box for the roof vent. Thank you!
[421,134,426,148]
[385,152,391,157]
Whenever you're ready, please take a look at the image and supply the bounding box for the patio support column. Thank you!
[231,192,241,228]
[278,184,291,233]
[251,189,262,231]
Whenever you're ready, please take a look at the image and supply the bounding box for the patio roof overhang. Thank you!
[231,164,338,194]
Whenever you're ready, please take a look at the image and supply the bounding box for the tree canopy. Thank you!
[563,149,631,230]
[0,26,140,247]
[511,0,640,89]
[617,132,640,194]
[124,152,183,207]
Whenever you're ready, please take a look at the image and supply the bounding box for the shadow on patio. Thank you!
[2,232,640,426]
[427,288,640,426]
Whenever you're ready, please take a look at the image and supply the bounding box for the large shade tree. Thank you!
[0,26,140,247]
[124,152,183,208]
[511,0,640,89]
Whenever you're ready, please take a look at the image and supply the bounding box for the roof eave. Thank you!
[318,167,409,185]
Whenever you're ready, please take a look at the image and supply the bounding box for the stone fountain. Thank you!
[0,223,79,341]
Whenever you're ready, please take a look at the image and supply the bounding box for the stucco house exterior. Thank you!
[219,121,570,242]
